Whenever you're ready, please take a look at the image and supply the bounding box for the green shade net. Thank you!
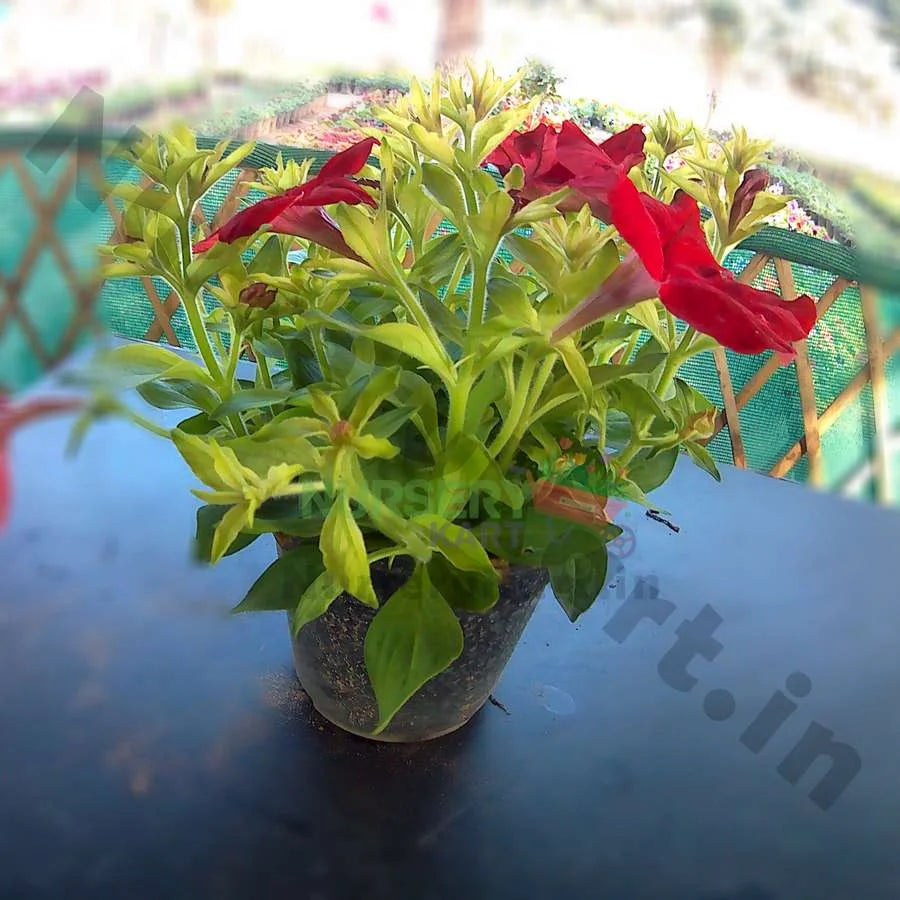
[0,133,897,499]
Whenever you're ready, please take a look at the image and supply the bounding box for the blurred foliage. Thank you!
[518,59,564,99]
[324,72,412,94]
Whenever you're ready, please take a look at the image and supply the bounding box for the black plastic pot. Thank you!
[277,538,549,742]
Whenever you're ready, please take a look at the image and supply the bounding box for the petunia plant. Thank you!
[78,65,816,732]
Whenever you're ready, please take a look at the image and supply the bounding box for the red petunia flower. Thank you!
[1,394,82,532]
[486,121,664,278]
[552,191,816,357]
[193,138,378,257]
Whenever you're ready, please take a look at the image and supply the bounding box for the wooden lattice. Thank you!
[0,151,104,382]
[707,251,897,502]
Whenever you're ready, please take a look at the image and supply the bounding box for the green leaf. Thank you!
[558,241,620,306]
[344,458,432,560]
[409,126,456,167]
[365,405,417,439]
[320,494,378,608]
[413,514,496,575]
[414,514,499,612]
[211,503,253,564]
[554,339,593,402]
[137,377,221,414]
[626,446,679,493]
[248,234,288,278]
[84,342,213,390]
[464,370,504,435]
[364,564,464,733]
[427,554,499,613]
[609,476,656,508]
[504,233,564,288]
[292,569,344,636]
[172,430,225,488]
[487,276,538,327]
[472,103,534,162]
[349,366,401,429]
[194,504,260,563]
[430,433,522,519]
[608,379,673,425]
[211,388,295,419]
[467,189,514,249]
[178,411,218,435]
[474,506,619,568]
[366,323,455,386]
[684,440,721,481]
[276,333,322,388]
[233,543,325,612]
[549,545,609,622]
[628,300,669,349]
[410,232,464,286]
[396,371,439,445]
[420,161,468,224]
[351,433,400,460]
[419,290,465,346]
[225,433,320,476]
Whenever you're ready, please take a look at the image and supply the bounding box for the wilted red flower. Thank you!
[193,138,378,257]
[1,394,82,531]
[486,121,664,276]
[239,282,277,309]
[553,191,816,357]
[728,168,769,234]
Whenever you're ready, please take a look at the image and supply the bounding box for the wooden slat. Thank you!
[737,251,770,286]
[710,275,851,438]
[861,286,891,503]
[210,169,255,229]
[776,258,823,485]
[712,345,746,467]
[142,278,182,345]
[771,327,900,478]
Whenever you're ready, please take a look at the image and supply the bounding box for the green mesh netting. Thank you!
[1,133,897,499]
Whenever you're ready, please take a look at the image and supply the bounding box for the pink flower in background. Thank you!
[371,2,392,23]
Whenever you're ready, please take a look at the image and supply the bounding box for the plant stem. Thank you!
[498,353,555,470]
[305,328,328,382]
[468,256,488,329]
[367,545,404,564]
[256,349,273,389]
[615,439,643,469]
[176,220,223,383]
[125,408,172,439]
[656,325,697,396]
[489,352,538,459]
[446,368,473,444]
[225,322,243,387]
[620,329,640,364]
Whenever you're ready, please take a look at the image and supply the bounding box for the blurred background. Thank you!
[1,0,899,503]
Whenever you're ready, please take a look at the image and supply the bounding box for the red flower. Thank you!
[553,191,816,357]
[193,138,378,257]
[486,121,664,278]
[1,394,82,532]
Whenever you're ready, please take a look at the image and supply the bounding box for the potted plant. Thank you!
[76,66,815,742]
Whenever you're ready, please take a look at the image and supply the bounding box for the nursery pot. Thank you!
[276,535,549,742]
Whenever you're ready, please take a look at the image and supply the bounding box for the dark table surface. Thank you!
[2,363,900,900]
